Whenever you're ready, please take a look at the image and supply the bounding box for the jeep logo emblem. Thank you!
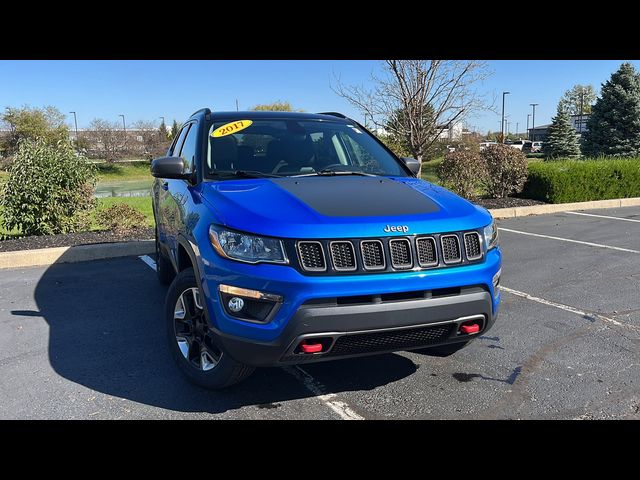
[384,225,409,233]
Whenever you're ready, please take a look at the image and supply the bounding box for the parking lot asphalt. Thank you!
[1,206,639,419]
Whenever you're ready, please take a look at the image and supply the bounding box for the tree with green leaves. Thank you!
[1,105,69,155]
[251,101,302,112]
[558,84,597,115]
[384,105,437,160]
[582,63,640,157]
[159,119,168,140]
[0,138,97,236]
[543,105,581,159]
[170,120,179,140]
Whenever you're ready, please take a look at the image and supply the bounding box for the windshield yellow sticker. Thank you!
[212,120,253,137]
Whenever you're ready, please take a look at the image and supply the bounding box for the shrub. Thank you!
[481,144,528,198]
[0,139,97,236]
[437,150,487,199]
[522,158,640,203]
[96,203,147,234]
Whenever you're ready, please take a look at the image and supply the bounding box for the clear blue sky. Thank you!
[1,60,637,133]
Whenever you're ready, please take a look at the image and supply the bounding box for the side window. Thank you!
[178,123,198,174]
[171,125,190,157]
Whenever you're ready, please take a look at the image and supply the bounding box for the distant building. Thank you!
[528,114,590,141]
[436,121,463,141]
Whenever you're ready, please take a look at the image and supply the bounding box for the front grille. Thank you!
[464,232,482,260]
[441,235,461,264]
[416,237,437,267]
[297,241,326,271]
[330,241,356,271]
[327,324,455,357]
[389,238,412,269]
[360,240,385,270]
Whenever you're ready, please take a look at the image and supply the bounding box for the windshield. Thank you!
[206,119,408,178]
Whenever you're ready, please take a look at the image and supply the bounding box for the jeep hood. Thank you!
[200,176,491,238]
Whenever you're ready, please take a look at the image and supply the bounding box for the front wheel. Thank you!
[165,268,254,389]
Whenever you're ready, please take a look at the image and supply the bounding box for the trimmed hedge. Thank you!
[522,159,640,203]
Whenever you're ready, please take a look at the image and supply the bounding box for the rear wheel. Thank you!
[155,228,174,286]
[166,268,254,389]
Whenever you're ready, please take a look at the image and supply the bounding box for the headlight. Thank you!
[209,225,288,264]
[484,219,499,250]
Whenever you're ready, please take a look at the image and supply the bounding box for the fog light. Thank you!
[228,297,244,313]
[218,284,283,323]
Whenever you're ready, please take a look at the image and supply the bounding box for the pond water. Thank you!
[95,180,153,198]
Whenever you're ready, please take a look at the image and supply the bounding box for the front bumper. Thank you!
[216,286,497,366]
[196,238,501,367]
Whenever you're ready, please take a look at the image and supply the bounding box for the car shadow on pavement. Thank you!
[33,257,416,415]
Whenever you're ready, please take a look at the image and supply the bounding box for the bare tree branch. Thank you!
[332,60,492,161]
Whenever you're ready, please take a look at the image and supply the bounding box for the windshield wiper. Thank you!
[211,170,282,179]
[295,168,376,177]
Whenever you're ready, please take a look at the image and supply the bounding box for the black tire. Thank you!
[155,228,175,286]
[416,340,471,357]
[165,268,254,389]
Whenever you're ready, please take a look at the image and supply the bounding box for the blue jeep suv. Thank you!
[151,108,501,389]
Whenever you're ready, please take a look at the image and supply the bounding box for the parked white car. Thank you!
[531,141,543,153]
[506,140,532,152]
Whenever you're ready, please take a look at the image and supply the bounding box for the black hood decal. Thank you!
[271,176,440,217]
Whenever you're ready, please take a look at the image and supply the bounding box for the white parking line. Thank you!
[500,286,628,329]
[139,255,157,271]
[283,365,364,420]
[499,227,640,254]
[565,211,640,223]
[137,255,362,419]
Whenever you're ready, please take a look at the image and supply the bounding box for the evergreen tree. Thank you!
[543,105,581,159]
[170,120,179,140]
[159,119,168,140]
[582,62,640,157]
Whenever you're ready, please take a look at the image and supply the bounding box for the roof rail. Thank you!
[190,108,212,118]
[317,111,347,119]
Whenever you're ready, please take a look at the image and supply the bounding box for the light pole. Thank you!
[516,122,519,138]
[530,104,538,141]
[119,114,126,132]
[527,114,531,140]
[69,111,78,140]
[501,91,510,143]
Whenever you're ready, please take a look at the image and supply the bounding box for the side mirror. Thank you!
[151,156,190,180]
[401,157,421,177]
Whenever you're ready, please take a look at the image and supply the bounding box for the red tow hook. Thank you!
[300,341,323,353]
[460,323,480,335]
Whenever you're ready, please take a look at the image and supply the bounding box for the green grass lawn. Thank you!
[95,160,152,182]
[420,158,442,184]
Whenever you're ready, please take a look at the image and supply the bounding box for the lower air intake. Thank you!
[327,324,455,357]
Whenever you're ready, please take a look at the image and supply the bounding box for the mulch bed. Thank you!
[0,228,154,253]
[474,197,546,209]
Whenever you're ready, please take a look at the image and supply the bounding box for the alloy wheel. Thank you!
[173,287,222,371]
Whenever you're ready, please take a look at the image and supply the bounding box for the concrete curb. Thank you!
[0,240,154,269]
[489,197,640,219]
